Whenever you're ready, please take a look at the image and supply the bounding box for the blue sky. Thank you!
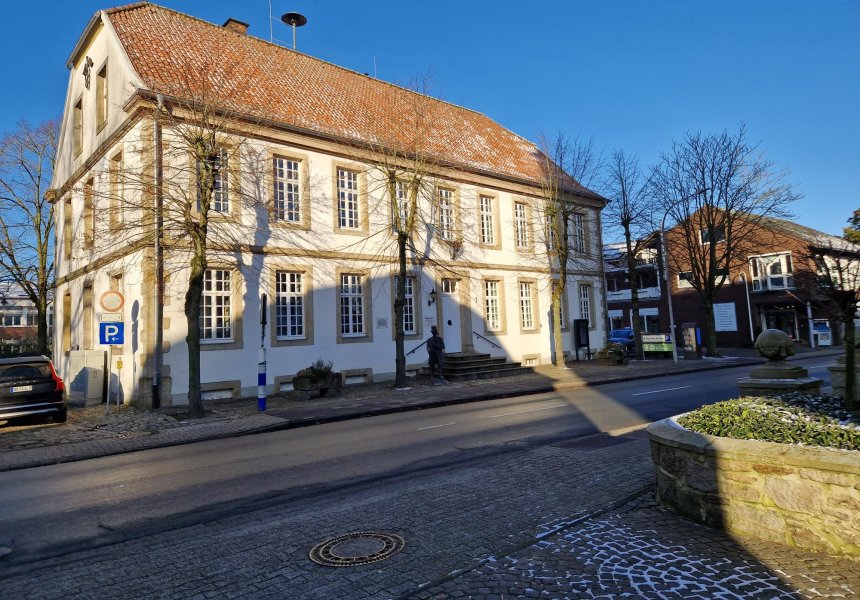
[3,1,857,237]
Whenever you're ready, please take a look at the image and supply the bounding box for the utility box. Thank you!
[68,350,106,406]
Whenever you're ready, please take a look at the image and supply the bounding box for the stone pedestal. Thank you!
[737,329,822,397]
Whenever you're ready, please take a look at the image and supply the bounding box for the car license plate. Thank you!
[11,385,33,393]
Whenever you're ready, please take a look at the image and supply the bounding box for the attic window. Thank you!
[96,64,108,130]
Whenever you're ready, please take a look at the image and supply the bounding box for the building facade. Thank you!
[51,3,608,406]
[605,218,845,349]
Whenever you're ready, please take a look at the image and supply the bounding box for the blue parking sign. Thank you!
[99,322,125,345]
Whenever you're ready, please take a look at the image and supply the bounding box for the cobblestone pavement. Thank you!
[0,346,849,599]
[0,430,657,599]
[2,427,856,599]
[415,494,860,599]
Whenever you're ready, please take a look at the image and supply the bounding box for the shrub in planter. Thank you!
[594,343,627,365]
[292,359,342,399]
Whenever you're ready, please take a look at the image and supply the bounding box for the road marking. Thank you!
[633,385,691,396]
[489,404,568,419]
[418,423,456,431]
[808,364,834,369]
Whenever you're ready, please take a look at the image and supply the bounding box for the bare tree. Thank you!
[650,125,799,356]
[94,58,263,417]
[800,238,860,410]
[537,134,602,367]
[603,149,656,359]
[352,75,444,388]
[0,120,58,356]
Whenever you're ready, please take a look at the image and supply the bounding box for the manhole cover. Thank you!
[309,532,405,567]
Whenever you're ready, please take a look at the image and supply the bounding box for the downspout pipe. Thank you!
[153,95,164,409]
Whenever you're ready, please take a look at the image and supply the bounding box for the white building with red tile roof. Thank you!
[51,2,608,406]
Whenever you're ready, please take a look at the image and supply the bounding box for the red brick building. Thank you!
[605,217,847,349]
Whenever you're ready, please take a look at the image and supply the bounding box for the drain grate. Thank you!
[554,434,635,451]
[309,532,405,567]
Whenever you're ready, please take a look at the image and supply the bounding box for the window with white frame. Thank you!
[484,280,501,331]
[73,97,83,156]
[197,147,229,213]
[336,168,360,229]
[519,281,535,330]
[109,151,123,227]
[545,213,558,250]
[579,283,592,326]
[572,213,586,253]
[340,274,365,336]
[437,187,454,240]
[480,195,495,245]
[750,253,794,291]
[393,181,408,230]
[514,202,529,248]
[273,157,301,222]
[677,271,694,288]
[275,271,305,339]
[201,269,232,341]
[396,276,416,335]
[0,312,22,326]
[96,64,108,130]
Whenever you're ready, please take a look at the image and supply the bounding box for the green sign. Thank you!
[643,342,673,353]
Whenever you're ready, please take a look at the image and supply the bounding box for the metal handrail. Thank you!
[472,330,501,350]
[405,340,428,357]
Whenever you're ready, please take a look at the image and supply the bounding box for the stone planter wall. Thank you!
[828,363,859,404]
[647,418,860,560]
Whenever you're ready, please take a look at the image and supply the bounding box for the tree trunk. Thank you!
[624,232,644,360]
[36,301,49,357]
[185,248,206,419]
[393,233,408,388]
[551,279,565,368]
[703,297,718,357]
[844,313,856,411]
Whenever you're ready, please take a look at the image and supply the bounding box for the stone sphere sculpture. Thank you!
[754,329,795,361]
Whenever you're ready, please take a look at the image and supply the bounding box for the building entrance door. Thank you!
[765,309,798,340]
[440,278,462,353]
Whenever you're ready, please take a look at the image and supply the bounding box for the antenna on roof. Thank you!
[280,12,307,50]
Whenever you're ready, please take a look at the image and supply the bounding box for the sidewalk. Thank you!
[0,346,842,472]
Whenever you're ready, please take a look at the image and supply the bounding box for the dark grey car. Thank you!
[0,356,68,424]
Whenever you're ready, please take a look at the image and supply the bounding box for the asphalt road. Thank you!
[0,356,835,568]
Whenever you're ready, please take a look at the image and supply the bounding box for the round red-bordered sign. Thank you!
[99,290,125,312]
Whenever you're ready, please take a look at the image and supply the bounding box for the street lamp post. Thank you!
[736,271,755,343]
[659,188,709,364]
[659,223,679,364]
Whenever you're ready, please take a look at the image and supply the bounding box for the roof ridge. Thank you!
[108,1,519,135]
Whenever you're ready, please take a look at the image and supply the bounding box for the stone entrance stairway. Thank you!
[422,352,533,381]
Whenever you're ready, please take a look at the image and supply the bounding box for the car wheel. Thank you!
[52,406,68,424]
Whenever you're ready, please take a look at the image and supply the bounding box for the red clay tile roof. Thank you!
[105,2,601,197]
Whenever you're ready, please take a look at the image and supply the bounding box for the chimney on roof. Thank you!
[223,18,249,35]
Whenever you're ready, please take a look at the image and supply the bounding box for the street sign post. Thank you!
[98,300,125,410]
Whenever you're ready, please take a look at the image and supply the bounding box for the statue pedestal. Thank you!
[737,360,822,397]
[737,377,822,397]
